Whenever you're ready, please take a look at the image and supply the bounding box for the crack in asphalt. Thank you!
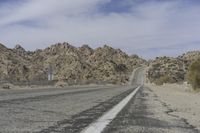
[38,87,136,133]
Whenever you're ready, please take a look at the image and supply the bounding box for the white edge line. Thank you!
[80,85,142,133]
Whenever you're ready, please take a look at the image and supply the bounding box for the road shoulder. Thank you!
[103,86,198,133]
[147,83,200,132]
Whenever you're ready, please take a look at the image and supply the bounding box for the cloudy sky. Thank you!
[0,0,200,59]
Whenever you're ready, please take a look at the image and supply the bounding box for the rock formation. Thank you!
[147,51,200,84]
[0,42,146,85]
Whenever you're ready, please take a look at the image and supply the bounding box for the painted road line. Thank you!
[81,85,142,133]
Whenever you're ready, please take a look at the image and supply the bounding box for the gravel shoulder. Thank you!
[147,83,200,131]
[103,86,199,133]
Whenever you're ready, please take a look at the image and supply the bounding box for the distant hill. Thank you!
[147,51,200,85]
[2,42,200,86]
[0,42,146,85]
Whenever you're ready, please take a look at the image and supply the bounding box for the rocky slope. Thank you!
[147,51,200,85]
[0,42,146,85]
[0,44,31,82]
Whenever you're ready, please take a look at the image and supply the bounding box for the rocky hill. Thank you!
[178,51,200,70]
[147,51,200,85]
[0,42,146,85]
[0,44,31,82]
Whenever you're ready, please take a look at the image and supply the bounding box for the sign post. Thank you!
[48,65,54,81]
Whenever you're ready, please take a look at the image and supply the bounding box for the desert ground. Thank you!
[147,83,200,131]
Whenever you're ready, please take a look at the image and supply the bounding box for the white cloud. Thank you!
[0,0,200,58]
[0,0,109,26]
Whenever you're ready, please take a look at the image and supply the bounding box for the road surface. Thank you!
[1,67,198,133]
[102,69,199,133]
[0,67,143,133]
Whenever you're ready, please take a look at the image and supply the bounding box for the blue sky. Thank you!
[0,0,200,59]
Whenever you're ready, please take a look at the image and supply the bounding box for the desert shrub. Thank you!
[154,75,170,85]
[187,58,200,90]
[115,64,127,72]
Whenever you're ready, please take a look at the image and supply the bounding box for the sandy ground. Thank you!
[147,83,200,131]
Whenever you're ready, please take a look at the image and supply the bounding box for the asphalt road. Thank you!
[103,70,200,133]
[0,68,143,133]
[1,67,197,133]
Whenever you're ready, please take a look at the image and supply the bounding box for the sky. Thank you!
[0,0,200,59]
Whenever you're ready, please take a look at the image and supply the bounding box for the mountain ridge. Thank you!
[1,42,200,86]
[0,42,146,85]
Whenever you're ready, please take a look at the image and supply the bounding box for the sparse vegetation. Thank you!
[154,75,171,85]
[147,57,185,84]
[147,52,200,86]
[187,58,200,90]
